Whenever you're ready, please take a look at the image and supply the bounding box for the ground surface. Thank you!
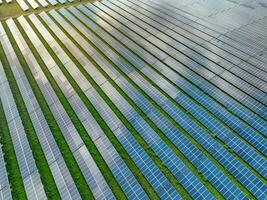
[0,0,93,20]
[0,0,266,199]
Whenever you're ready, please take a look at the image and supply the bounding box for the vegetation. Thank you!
[0,0,92,20]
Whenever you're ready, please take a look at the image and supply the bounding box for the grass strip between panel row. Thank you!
[88,6,263,197]
[0,97,27,200]
[66,9,225,199]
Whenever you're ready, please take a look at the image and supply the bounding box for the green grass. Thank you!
[17,16,127,200]
[6,20,95,199]
[0,2,264,200]
[0,36,62,199]
[0,0,94,20]
[0,2,22,19]
[59,6,218,198]
[0,97,28,200]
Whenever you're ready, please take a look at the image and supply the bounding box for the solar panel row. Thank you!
[41,9,182,197]
[88,87,182,199]
[0,0,74,12]
[39,9,181,199]
[103,0,267,120]
[115,75,245,199]
[152,0,267,58]
[142,0,267,86]
[70,0,266,180]
[0,23,48,200]
[44,8,214,199]
[132,0,267,83]
[48,6,247,200]
[55,5,259,200]
[103,81,214,199]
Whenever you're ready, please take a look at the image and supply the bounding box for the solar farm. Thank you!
[0,0,266,199]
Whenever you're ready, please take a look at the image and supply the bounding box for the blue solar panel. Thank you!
[86,83,182,199]
[74,1,267,177]
[82,1,266,153]
[100,81,214,199]
[99,0,267,120]
[59,3,264,197]
[114,75,246,199]
[95,0,267,130]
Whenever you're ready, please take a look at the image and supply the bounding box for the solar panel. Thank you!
[141,66,266,168]
[0,186,12,200]
[37,0,48,7]
[39,9,213,199]
[51,3,264,192]
[129,70,267,199]
[114,75,247,199]
[116,2,262,78]
[101,1,267,115]
[86,88,182,199]
[16,0,29,11]
[26,0,39,9]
